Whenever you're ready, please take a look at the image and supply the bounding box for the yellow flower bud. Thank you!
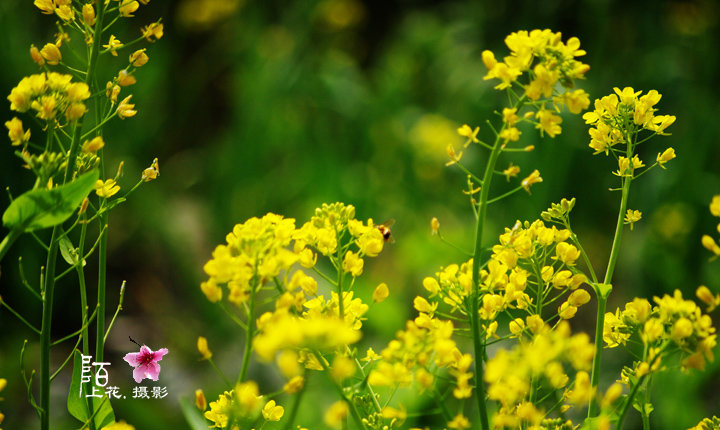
[481,50,497,70]
[194,389,206,410]
[40,43,62,65]
[568,289,591,307]
[117,69,136,87]
[262,400,285,422]
[196,336,212,360]
[117,95,137,119]
[283,376,304,394]
[558,302,577,319]
[83,4,96,26]
[129,49,149,67]
[94,179,120,198]
[430,217,440,235]
[671,317,693,341]
[30,44,45,66]
[372,282,389,303]
[656,147,676,168]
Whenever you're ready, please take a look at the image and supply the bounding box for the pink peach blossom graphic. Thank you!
[123,345,169,383]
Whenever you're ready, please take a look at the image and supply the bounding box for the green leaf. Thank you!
[68,350,115,429]
[180,396,210,430]
[2,170,99,232]
[59,231,85,267]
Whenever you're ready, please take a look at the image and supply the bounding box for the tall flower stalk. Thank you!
[1,2,162,428]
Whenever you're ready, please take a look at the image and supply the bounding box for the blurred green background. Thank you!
[1,0,719,428]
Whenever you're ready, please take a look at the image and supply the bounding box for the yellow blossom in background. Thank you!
[521,169,542,192]
[30,45,45,66]
[117,69,137,87]
[656,147,676,168]
[330,355,355,382]
[373,282,389,303]
[117,95,137,118]
[197,336,212,359]
[262,400,284,421]
[697,286,720,312]
[119,0,140,17]
[34,0,54,14]
[142,22,164,42]
[710,195,720,217]
[94,179,120,198]
[40,43,61,65]
[142,158,160,181]
[503,163,520,181]
[5,117,31,146]
[81,136,105,153]
[447,413,471,429]
[324,401,349,428]
[55,4,75,21]
[702,235,720,256]
[535,108,562,137]
[342,250,363,277]
[499,126,521,142]
[82,4,96,26]
[103,35,123,56]
[193,388,207,411]
[625,209,642,230]
[457,124,479,143]
[283,376,304,394]
[130,49,149,67]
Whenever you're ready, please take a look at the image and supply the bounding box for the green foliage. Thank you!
[67,351,115,429]
[2,170,98,232]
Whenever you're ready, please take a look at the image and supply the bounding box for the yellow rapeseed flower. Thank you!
[83,4,96,26]
[40,43,62,65]
[197,336,212,360]
[373,282,389,303]
[262,400,284,421]
[195,389,207,410]
[5,117,31,146]
[520,169,542,192]
[95,179,120,198]
[116,95,137,119]
[119,0,139,17]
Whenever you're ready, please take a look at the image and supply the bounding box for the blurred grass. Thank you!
[1,0,719,428]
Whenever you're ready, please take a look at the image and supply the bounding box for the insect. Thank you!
[377,219,395,243]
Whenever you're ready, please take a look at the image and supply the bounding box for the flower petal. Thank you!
[133,365,146,383]
[153,348,169,361]
[144,362,161,381]
[123,352,142,367]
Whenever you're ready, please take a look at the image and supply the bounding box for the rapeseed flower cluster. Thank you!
[480,29,590,140]
[202,381,284,429]
[701,194,720,258]
[583,87,676,169]
[484,322,595,428]
[202,213,297,304]
[604,289,717,372]
[7,73,90,128]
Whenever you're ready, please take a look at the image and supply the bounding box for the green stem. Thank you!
[0,225,24,262]
[314,352,367,430]
[77,221,90,355]
[40,4,107,427]
[238,278,257,383]
[282,376,307,430]
[588,175,631,418]
[616,373,646,430]
[470,101,520,430]
[95,214,108,362]
[587,284,609,417]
